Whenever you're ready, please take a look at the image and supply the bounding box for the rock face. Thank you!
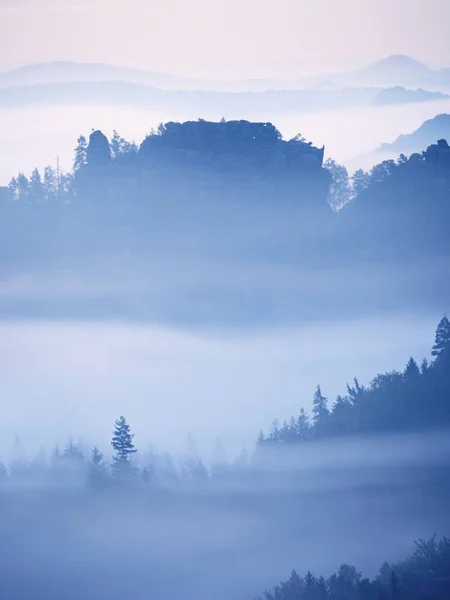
[139,119,325,171]
[423,138,450,171]
[87,130,111,167]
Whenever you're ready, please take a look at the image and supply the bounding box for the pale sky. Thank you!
[1,0,450,77]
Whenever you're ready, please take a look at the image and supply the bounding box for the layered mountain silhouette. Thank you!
[338,55,450,89]
[351,114,450,169]
[0,80,446,114]
[2,55,450,92]
[0,61,198,90]
[378,113,450,154]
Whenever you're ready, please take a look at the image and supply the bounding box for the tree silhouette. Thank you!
[432,316,450,359]
[88,446,109,487]
[73,135,88,171]
[312,385,329,428]
[111,416,137,478]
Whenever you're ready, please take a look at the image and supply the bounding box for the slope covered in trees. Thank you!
[259,535,450,600]
[341,138,450,260]
[258,317,450,446]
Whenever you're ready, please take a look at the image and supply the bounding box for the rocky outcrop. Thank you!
[139,119,325,171]
[87,130,111,167]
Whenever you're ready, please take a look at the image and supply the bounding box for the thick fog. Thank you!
[0,314,437,459]
[2,430,450,600]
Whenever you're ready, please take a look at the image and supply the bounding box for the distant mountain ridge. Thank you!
[0,61,199,91]
[2,55,450,93]
[333,54,450,90]
[379,113,450,153]
[0,80,446,114]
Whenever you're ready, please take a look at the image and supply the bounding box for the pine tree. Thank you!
[63,439,84,462]
[43,166,57,201]
[8,176,19,201]
[88,446,109,487]
[110,130,136,159]
[304,571,316,600]
[16,173,29,200]
[432,316,450,359]
[312,385,329,427]
[346,377,366,404]
[296,407,310,439]
[404,357,420,380]
[111,416,137,478]
[29,168,44,202]
[420,358,429,375]
[73,135,88,171]
[256,430,266,445]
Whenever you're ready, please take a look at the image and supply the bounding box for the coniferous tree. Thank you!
[346,377,365,404]
[43,166,57,201]
[312,385,329,428]
[29,168,44,202]
[111,416,137,478]
[432,316,450,360]
[16,173,29,200]
[296,407,310,439]
[8,176,19,201]
[421,358,430,375]
[73,135,88,171]
[404,357,420,380]
[63,439,84,462]
[110,130,136,159]
[88,446,109,487]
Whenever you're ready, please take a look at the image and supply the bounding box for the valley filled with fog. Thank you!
[1,7,450,594]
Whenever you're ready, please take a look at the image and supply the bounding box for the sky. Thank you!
[1,0,450,77]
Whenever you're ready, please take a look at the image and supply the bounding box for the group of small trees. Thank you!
[7,164,74,203]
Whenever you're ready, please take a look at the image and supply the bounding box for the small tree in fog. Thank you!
[312,385,329,428]
[88,446,109,487]
[111,416,137,478]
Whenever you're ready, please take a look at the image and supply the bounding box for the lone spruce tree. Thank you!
[111,416,137,479]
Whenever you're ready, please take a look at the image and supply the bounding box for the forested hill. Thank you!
[339,138,450,260]
[1,119,450,322]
